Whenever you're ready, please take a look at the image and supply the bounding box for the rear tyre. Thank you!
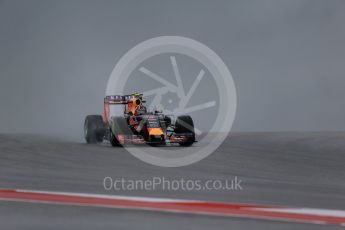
[174,115,195,146]
[84,115,105,144]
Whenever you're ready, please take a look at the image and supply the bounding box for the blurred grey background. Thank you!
[0,0,344,140]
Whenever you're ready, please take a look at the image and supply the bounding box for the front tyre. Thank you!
[110,116,132,147]
[174,115,195,146]
[110,129,121,146]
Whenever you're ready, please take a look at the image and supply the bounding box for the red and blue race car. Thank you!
[84,93,195,146]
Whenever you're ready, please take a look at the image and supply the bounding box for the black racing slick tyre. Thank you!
[110,116,132,147]
[174,115,195,146]
[84,115,105,144]
[110,129,120,147]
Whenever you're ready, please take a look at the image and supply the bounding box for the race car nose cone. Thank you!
[148,128,164,136]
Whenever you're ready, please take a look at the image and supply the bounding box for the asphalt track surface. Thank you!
[0,132,345,229]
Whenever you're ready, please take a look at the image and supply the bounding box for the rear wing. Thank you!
[104,95,146,104]
[103,95,146,122]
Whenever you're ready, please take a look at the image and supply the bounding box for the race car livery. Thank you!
[84,93,196,146]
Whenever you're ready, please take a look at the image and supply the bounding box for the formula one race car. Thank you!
[84,93,195,146]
